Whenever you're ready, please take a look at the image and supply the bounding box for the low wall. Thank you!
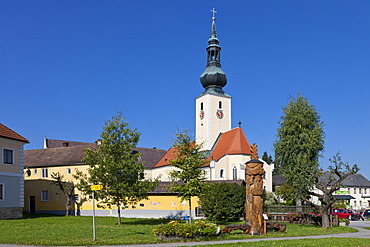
[0,207,23,219]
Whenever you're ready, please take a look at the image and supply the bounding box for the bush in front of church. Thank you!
[199,182,245,222]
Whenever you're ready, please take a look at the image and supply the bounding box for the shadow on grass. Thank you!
[121,218,173,225]
[23,213,64,219]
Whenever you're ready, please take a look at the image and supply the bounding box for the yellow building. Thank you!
[0,123,29,219]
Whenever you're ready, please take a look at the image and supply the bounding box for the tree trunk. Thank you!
[321,207,330,229]
[296,199,303,214]
[188,199,192,224]
[65,195,71,216]
[117,203,121,225]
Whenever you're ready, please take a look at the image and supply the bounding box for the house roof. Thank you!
[273,173,370,188]
[45,138,91,148]
[0,123,29,143]
[24,141,166,169]
[209,127,251,162]
[154,127,251,168]
[153,147,177,168]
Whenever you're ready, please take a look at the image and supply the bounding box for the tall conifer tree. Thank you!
[274,94,325,201]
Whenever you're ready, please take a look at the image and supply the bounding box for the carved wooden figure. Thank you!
[245,143,265,235]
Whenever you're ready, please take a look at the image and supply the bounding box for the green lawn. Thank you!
[196,238,370,247]
[0,214,359,246]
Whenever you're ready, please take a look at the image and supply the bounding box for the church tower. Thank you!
[196,13,231,150]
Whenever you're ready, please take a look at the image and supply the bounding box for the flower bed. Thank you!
[152,220,220,240]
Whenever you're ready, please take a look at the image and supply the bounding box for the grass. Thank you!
[195,238,370,247]
[0,214,360,246]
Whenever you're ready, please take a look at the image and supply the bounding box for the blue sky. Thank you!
[2,1,370,178]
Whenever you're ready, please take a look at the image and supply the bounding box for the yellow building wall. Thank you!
[0,138,22,173]
[24,164,200,215]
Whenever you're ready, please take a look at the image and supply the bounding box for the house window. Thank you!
[354,188,356,194]
[41,190,48,201]
[220,169,225,178]
[0,184,4,200]
[354,201,357,207]
[42,168,48,178]
[232,166,237,180]
[3,149,14,164]
[33,169,37,175]
[66,168,71,175]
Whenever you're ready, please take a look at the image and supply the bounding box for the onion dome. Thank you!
[200,14,227,93]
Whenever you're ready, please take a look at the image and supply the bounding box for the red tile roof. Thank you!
[209,127,251,162]
[153,147,177,168]
[0,123,29,143]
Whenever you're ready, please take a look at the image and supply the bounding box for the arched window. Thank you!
[232,166,237,180]
[220,169,224,178]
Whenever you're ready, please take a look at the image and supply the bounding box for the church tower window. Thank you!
[219,101,222,109]
[201,102,204,111]
[220,169,225,178]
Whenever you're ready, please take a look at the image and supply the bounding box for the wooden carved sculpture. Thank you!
[245,143,265,235]
[221,143,286,235]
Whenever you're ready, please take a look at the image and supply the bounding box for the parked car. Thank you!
[346,209,361,220]
[363,209,370,219]
[332,208,351,219]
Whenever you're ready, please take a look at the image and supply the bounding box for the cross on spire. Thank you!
[211,8,217,20]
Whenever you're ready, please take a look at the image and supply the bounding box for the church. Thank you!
[149,15,274,190]
[23,15,274,218]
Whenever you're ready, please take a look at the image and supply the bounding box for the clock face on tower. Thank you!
[199,110,205,120]
[216,110,224,119]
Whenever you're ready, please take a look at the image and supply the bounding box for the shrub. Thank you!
[288,213,304,221]
[339,218,350,226]
[152,220,220,238]
[199,182,245,222]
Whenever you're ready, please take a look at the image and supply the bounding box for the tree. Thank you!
[199,182,245,222]
[302,153,358,228]
[51,172,75,216]
[274,94,325,203]
[168,130,208,224]
[262,151,274,165]
[74,112,159,225]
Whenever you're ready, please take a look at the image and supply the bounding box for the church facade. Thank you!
[23,16,273,218]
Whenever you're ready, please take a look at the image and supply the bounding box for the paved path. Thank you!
[1,221,369,247]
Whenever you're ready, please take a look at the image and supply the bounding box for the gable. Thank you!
[209,127,251,162]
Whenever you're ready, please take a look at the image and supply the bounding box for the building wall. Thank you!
[196,93,231,150]
[310,187,370,211]
[0,137,25,219]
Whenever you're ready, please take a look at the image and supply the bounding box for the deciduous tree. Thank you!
[74,112,158,225]
[51,172,74,216]
[169,130,208,224]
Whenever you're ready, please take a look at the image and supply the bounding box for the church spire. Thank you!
[200,9,227,94]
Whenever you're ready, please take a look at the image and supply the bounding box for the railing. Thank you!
[266,205,316,214]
